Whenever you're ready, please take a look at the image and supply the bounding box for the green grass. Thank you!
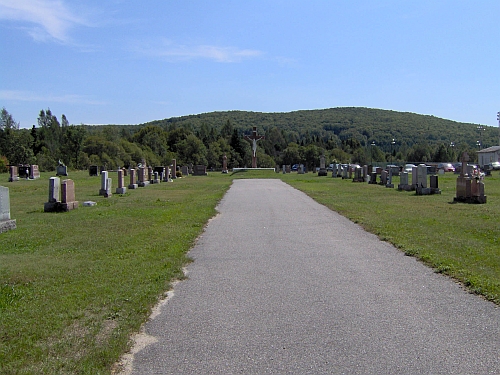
[0,171,232,374]
[1,168,499,374]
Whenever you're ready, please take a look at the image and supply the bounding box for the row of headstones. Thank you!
[90,163,209,179]
[8,165,40,181]
[329,163,442,195]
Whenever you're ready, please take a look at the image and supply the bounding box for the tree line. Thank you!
[0,107,493,173]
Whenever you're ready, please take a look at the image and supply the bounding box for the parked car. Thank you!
[291,164,299,171]
[437,163,455,172]
[349,164,360,172]
[489,161,500,170]
[404,164,416,173]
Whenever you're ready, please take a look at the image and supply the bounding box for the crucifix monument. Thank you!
[244,126,265,168]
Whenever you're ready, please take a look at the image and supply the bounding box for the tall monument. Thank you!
[244,126,265,168]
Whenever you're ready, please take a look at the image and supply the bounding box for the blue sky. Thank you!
[1,0,499,129]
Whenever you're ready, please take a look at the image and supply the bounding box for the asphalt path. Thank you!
[126,179,499,374]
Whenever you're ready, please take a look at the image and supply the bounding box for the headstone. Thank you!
[222,155,228,174]
[460,152,469,178]
[189,163,194,174]
[380,170,388,185]
[89,165,99,176]
[0,186,16,233]
[192,165,208,176]
[286,165,291,173]
[412,166,419,188]
[128,168,138,189]
[56,162,68,176]
[99,171,112,197]
[342,165,348,179]
[148,167,153,182]
[353,167,363,182]
[298,164,305,174]
[181,165,189,176]
[153,171,160,184]
[163,166,171,182]
[386,168,394,188]
[331,164,337,177]
[368,171,377,184]
[171,159,177,179]
[154,166,165,181]
[19,165,29,179]
[282,165,286,174]
[48,177,60,203]
[44,177,61,212]
[138,167,149,187]
[454,152,486,203]
[61,179,79,211]
[116,169,127,194]
[400,172,409,185]
[417,164,427,188]
[123,168,128,177]
[29,165,40,179]
[430,175,439,189]
[363,165,369,182]
[8,166,19,182]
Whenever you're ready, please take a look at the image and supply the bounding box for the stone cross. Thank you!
[244,126,265,168]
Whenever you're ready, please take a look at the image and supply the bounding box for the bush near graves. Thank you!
[0,155,8,173]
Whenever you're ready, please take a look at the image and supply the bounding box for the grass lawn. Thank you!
[1,168,499,374]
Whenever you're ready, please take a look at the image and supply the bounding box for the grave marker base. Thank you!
[0,219,16,233]
[44,201,79,212]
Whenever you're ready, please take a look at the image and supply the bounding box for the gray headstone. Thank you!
[0,186,11,221]
[0,185,16,233]
[48,177,61,203]
[417,164,427,188]
[320,155,326,169]
[400,172,409,185]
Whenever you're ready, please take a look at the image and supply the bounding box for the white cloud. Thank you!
[0,90,105,105]
[0,0,87,42]
[134,39,263,63]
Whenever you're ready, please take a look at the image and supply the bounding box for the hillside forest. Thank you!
[1,107,498,173]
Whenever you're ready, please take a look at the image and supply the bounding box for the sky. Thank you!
[1,0,500,129]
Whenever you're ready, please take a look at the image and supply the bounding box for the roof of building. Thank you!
[478,145,500,153]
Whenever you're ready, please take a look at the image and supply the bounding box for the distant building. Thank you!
[477,145,500,168]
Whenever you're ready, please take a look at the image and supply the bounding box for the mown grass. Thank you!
[1,168,499,374]
[0,171,232,374]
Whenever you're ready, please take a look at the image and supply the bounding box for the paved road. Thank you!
[127,179,499,374]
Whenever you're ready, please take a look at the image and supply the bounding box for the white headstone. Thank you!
[48,177,61,203]
[0,186,11,221]
[417,164,427,188]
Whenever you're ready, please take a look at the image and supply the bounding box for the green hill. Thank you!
[142,107,498,152]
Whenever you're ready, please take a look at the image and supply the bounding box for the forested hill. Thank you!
[142,107,498,151]
[1,106,498,173]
